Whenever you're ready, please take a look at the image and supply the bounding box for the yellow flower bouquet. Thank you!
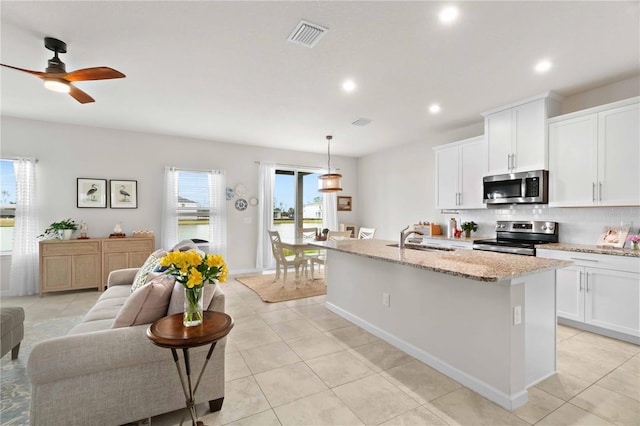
[159,249,228,326]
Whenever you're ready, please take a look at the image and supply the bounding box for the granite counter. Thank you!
[311,238,570,282]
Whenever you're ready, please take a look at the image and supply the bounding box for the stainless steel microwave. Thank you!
[483,170,548,205]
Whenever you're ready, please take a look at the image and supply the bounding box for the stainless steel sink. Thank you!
[386,243,454,252]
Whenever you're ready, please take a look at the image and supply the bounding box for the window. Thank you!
[273,168,323,240]
[0,160,16,252]
[163,167,226,255]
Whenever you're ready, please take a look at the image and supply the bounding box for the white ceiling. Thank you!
[1,1,638,157]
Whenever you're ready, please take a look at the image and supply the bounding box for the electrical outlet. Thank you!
[513,305,522,325]
[382,292,390,307]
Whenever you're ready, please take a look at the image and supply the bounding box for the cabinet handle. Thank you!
[598,181,602,202]
[579,271,583,291]
[507,154,511,171]
[512,153,516,170]
[458,193,462,206]
[571,257,599,262]
[592,182,596,202]
[585,272,590,293]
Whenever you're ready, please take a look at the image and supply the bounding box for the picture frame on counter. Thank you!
[110,179,138,209]
[596,226,629,248]
[337,196,352,211]
[77,178,107,208]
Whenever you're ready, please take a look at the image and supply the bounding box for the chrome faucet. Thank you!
[400,225,423,249]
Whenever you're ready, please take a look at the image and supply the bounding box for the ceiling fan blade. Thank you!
[68,84,95,104]
[1,63,44,78]
[64,67,125,82]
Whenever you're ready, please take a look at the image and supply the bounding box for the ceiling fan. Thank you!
[1,37,125,104]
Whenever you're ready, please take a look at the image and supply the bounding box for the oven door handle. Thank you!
[472,244,533,256]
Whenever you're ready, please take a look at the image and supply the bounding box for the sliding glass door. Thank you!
[273,169,323,240]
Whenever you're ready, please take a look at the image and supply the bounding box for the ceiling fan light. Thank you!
[44,78,70,93]
[318,173,343,193]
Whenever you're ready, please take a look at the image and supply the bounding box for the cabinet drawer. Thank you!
[102,238,154,253]
[537,249,640,274]
[40,240,101,256]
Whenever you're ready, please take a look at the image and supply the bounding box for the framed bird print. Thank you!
[77,178,107,208]
[110,179,138,209]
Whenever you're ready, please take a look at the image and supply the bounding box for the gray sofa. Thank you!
[27,267,227,426]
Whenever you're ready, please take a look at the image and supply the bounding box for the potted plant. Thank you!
[460,221,478,238]
[38,218,78,240]
[317,228,330,241]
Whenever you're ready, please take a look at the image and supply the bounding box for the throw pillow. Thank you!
[130,249,167,293]
[112,275,175,328]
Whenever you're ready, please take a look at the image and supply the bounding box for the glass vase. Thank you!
[183,286,204,327]
[633,242,639,250]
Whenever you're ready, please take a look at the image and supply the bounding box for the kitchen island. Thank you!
[310,239,570,410]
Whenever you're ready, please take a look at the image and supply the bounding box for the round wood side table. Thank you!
[147,311,234,426]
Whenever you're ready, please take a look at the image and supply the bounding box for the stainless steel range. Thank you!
[472,220,559,256]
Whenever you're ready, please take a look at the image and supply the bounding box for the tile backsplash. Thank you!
[441,206,640,247]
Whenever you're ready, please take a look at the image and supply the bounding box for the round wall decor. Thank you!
[235,198,248,211]
[225,187,235,200]
[249,197,258,206]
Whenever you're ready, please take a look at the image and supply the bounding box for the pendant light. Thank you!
[318,135,342,193]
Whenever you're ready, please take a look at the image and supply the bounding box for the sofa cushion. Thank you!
[68,319,115,335]
[98,285,132,301]
[113,276,175,328]
[84,297,129,322]
[130,249,167,292]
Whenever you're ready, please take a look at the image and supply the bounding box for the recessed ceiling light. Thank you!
[535,60,552,73]
[439,6,459,24]
[342,80,356,92]
[429,104,441,114]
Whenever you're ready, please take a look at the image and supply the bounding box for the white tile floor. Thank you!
[3,277,638,426]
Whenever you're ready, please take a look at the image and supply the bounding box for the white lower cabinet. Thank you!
[538,249,640,343]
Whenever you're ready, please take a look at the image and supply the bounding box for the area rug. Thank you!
[1,315,83,426]
[235,274,326,303]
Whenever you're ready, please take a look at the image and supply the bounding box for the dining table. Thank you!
[279,238,323,280]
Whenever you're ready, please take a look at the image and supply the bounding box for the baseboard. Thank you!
[558,318,640,345]
[325,302,529,411]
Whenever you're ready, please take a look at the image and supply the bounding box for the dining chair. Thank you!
[358,227,376,239]
[307,230,352,280]
[327,230,352,240]
[267,230,308,283]
[296,227,318,240]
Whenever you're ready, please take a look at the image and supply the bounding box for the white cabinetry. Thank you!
[483,92,561,175]
[548,97,639,207]
[434,135,486,209]
[537,249,640,343]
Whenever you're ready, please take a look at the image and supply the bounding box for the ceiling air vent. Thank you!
[288,20,328,48]
[352,118,373,127]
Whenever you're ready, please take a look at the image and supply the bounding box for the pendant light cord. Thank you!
[326,135,333,173]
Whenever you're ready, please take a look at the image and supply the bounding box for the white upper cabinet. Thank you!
[483,92,561,175]
[434,135,486,209]
[549,97,639,207]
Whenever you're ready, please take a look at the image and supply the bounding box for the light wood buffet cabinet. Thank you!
[39,237,155,296]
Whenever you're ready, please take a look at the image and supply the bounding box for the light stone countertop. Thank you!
[310,239,571,283]
[538,243,640,258]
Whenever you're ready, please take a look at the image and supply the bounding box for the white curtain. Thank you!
[208,170,227,257]
[256,162,276,269]
[161,166,179,249]
[9,158,39,296]
[323,192,338,231]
